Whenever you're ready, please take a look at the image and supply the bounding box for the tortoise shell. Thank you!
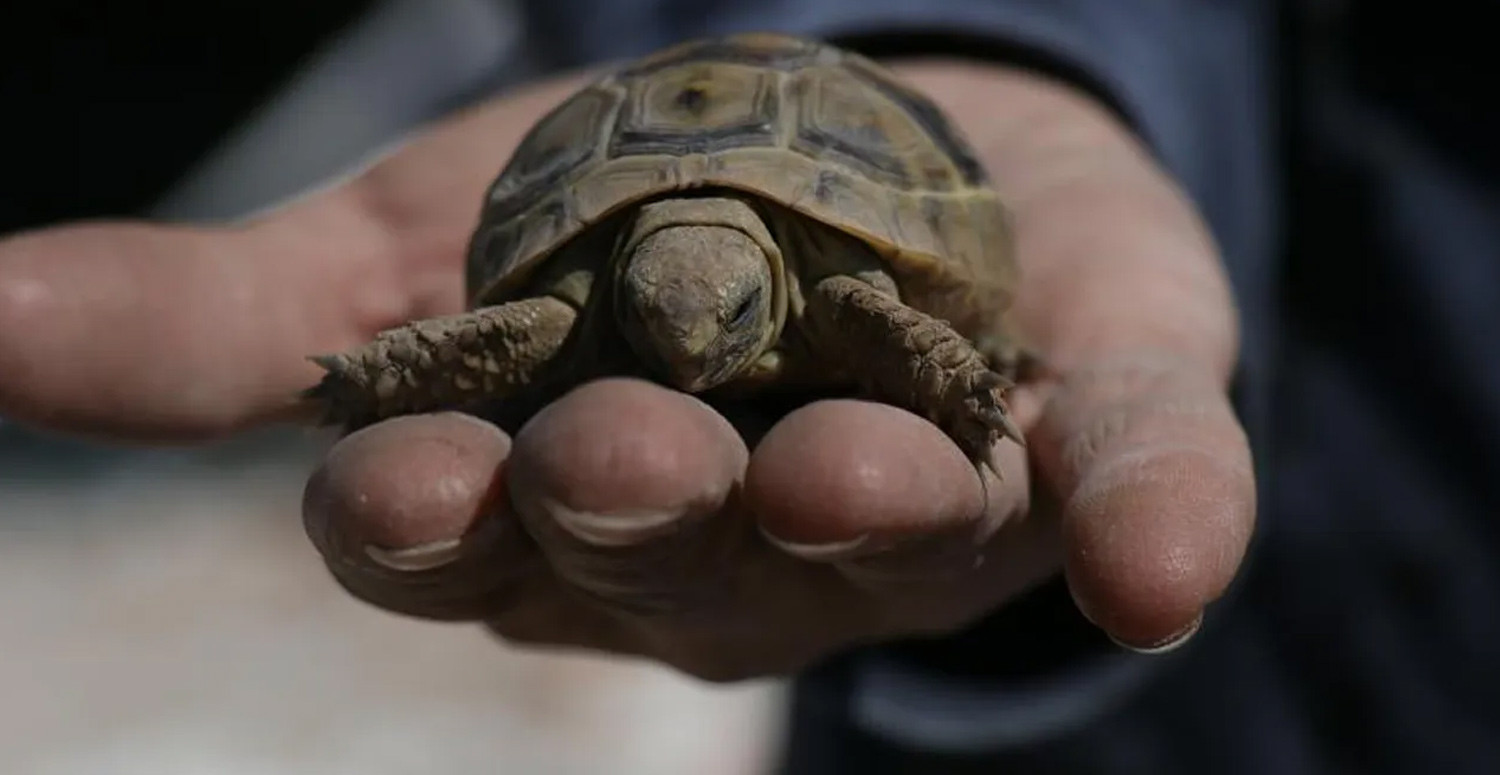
[466,32,1015,331]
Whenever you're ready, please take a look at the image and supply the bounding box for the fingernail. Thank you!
[543,497,690,547]
[1111,614,1203,655]
[759,528,871,561]
[363,538,464,572]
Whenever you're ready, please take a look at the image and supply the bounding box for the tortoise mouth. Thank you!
[676,337,763,392]
[615,283,766,393]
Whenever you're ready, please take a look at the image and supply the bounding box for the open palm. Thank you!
[0,61,1253,679]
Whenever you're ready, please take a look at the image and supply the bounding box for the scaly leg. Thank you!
[804,275,1024,477]
[303,295,578,428]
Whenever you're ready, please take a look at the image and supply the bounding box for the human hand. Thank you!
[0,61,1253,680]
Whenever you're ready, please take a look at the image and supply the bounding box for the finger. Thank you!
[0,213,395,440]
[506,378,751,616]
[0,73,595,442]
[746,400,1038,598]
[303,411,543,621]
[1026,356,1256,651]
[996,120,1251,651]
[903,65,1252,649]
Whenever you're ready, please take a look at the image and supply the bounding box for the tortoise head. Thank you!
[615,195,785,392]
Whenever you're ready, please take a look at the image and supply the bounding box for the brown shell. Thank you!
[466,32,1015,328]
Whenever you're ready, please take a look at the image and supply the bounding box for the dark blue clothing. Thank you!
[518,1,1500,771]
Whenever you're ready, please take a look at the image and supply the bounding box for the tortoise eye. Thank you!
[729,287,762,328]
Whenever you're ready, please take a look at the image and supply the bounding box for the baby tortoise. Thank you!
[304,32,1035,477]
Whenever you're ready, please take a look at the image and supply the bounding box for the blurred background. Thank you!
[0,1,786,772]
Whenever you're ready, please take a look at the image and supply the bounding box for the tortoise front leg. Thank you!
[303,295,578,428]
[804,275,1024,477]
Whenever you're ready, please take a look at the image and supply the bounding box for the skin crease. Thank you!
[0,58,1254,677]
[618,216,773,392]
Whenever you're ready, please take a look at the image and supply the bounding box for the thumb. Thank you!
[1022,352,1256,651]
[907,64,1257,649]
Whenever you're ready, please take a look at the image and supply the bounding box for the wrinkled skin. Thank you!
[616,197,778,393]
[0,60,1255,681]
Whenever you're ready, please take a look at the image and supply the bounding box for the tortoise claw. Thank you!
[958,372,1026,479]
[976,371,1013,391]
[979,405,1026,448]
[309,353,349,372]
[976,380,1025,445]
[980,444,1005,483]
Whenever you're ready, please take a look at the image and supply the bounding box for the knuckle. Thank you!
[675,660,765,684]
[326,564,493,621]
[530,513,744,617]
[1049,357,1246,485]
[664,645,816,684]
